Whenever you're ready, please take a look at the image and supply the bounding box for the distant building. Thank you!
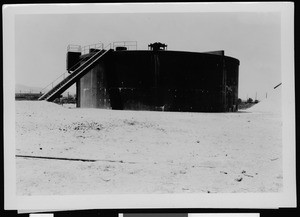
[15,93,43,101]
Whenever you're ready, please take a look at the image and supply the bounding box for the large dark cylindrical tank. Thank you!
[76,48,239,112]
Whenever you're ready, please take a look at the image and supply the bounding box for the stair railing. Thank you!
[40,42,105,94]
[39,72,69,94]
[113,41,137,50]
[81,43,104,55]
[67,44,81,52]
[39,43,112,100]
[68,43,105,72]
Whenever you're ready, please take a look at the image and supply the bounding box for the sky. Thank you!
[15,11,281,100]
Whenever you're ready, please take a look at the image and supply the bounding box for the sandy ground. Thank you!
[15,91,282,195]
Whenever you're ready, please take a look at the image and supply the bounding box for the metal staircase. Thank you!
[38,46,111,102]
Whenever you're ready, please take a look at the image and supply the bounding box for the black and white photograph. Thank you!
[3,2,295,210]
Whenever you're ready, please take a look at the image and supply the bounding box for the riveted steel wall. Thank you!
[76,50,239,112]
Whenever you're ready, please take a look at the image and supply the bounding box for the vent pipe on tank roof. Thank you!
[148,42,167,51]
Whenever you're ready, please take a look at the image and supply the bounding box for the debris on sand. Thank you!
[15,100,282,195]
[235,177,243,182]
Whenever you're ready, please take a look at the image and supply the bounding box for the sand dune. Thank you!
[248,86,281,114]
